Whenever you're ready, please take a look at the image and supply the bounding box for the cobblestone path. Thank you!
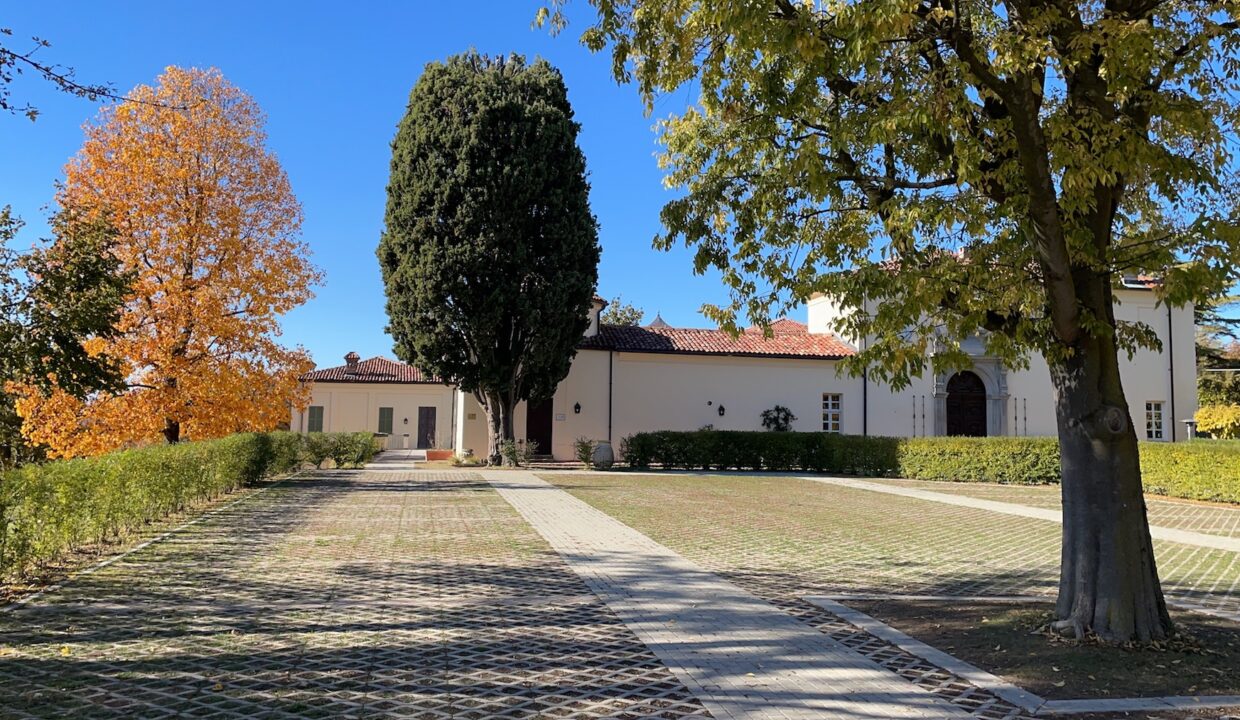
[0,467,709,719]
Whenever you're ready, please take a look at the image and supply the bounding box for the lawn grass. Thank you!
[847,598,1240,700]
[548,472,1240,701]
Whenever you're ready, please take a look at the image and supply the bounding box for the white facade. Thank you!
[291,355,457,450]
[447,289,1197,459]
[810,288,1197,442]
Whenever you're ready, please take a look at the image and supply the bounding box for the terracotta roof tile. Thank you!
[580,323,853,360]
[747,318,808,334]
[300,356,441,384]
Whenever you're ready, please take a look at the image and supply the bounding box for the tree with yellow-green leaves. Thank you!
[544,0,1240,642]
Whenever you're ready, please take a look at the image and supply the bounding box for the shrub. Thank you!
[573,437,596,467]
[499,439,538,466]
[1141,441,1240,503]
[618,430,1239,503]
[0,432,304,584]
[760,405,797,432]
[302,433,335,468]
[267,431,305,475]
[329,432,378,469]
[1195,404,1240,439]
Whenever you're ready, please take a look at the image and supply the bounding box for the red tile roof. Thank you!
[580,323,854,360]
[299,356,442,384]
[747,318,808,334]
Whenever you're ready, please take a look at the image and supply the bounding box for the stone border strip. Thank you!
[804,595,1240,716]
[485,470,972,720]
[805,596,1044,713]
[800,476,1240,554]
[1,474,298,613]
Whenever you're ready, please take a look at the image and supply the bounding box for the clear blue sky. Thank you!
[0,1,740,369]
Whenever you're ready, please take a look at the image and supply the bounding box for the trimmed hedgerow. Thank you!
[0,430,380,584]
[1140,441,1240,503]
[897,437,1062,484]
[619,431,1239,502]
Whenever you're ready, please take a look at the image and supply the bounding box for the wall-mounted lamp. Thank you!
[573,402,582,414]
[402,417,409,425]
[717,405,726,417]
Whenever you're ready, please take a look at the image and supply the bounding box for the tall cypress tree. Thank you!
[379,53,599,465]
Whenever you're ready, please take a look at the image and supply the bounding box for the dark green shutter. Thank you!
[378,407,394,435]
[307,406,324,433]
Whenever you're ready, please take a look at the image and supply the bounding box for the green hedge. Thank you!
[620,431,1239,502]
[0,430,379,583]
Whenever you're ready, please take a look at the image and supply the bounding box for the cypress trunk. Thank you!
[482,392,517,466]
[1050,328,1172,643]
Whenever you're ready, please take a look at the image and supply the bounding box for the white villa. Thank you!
[291,287,1196,459]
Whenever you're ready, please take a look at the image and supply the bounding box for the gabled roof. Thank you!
[299,356,442,384]
[747,318,808,334]
[580,323,853,360]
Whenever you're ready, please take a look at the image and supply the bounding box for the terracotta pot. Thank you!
[426,449,454,461]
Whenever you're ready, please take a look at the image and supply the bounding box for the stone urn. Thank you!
[591,441,615,469]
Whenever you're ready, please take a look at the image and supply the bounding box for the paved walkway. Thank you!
[804,476,1240,553]
[0,468,711,718]
[483,470,971,720]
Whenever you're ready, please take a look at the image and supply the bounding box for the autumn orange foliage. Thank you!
[15,67,321,457]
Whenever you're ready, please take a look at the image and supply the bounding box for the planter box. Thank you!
[426,449,454,461]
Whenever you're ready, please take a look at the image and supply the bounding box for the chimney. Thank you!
[344,351,360,373]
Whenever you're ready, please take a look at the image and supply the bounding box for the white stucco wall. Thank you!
[817,287,1196,441]
[454,350,862,460]
[291,382,456,449]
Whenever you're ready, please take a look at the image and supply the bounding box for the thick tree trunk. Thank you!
[163,418,181,444]
[1050,329,1172,643]
[482,391,516,466]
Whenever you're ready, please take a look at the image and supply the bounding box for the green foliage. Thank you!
[378,52,600,457]
[301,433,335,469]
[297,432,377,469]
[499,439,538,467]
[1199,372,1240,406]
[620,431,1238,502]
[1141,442,1240,503]
[0,207,130,467]
[760,405,797,432]
[600,296,644,326]
[897,438,1062,484]
[1195,405,1240,440]
[546,1,1240,384]
[573,436,596,466]
[0,432,308,583]
[327,432,379,469]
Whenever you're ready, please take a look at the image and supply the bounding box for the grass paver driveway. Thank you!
[868,478,1240,540]
[545,474,1240,622]
[0,465,709,719]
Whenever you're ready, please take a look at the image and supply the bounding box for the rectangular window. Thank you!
[307,406,324,433]
[822,393,842,433]
[378,406,394,435]
[1145,401,1164,441]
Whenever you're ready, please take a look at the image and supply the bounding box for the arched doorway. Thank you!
[946,371,987,437]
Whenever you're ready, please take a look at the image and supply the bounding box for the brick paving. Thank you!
[484,470,974,720]
[0,465,709,719]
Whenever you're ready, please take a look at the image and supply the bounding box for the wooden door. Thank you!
[525,398,554,456]
[416,406,436,449]
[946,371,987,437]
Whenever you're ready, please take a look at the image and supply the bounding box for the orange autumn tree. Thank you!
[16,66,321,457]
